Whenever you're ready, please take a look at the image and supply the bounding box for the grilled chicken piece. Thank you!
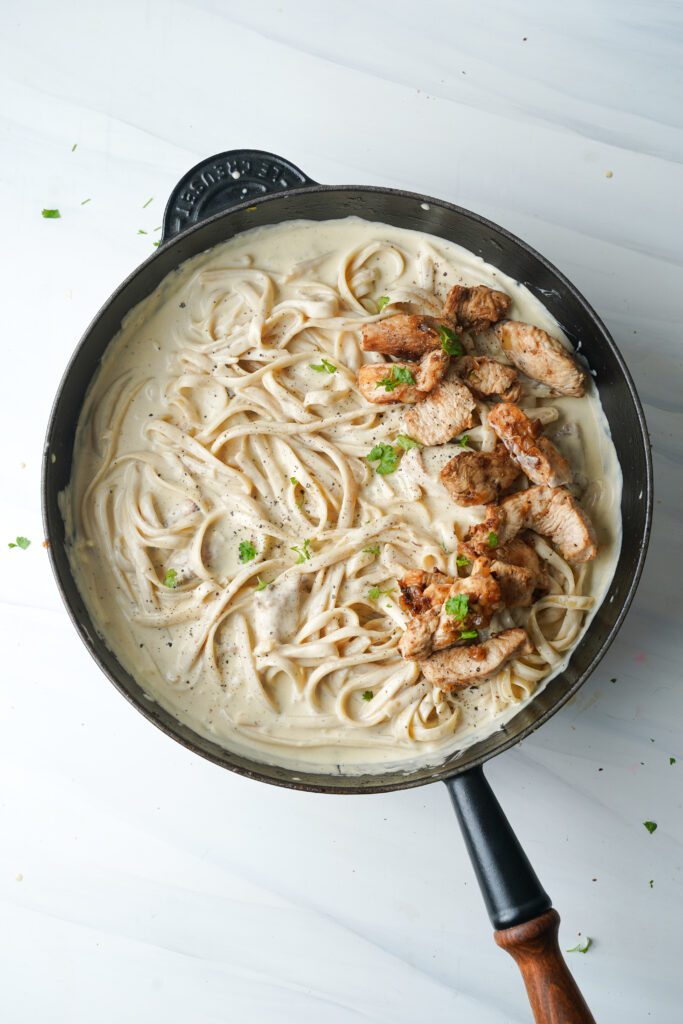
[487,402,572,487]
[466,486,598,563]
[420,628,533,691]
[403,380,477,446]
[398,569,453,617]
[488,558,549,607]
[454,355,521,403]
[432,574,503,650]
[399,610,440,660]
[361,314,443,359]
[443,284,511,334]
[440,446,521,506]
[494,320,585,396]
[357,350,449,405]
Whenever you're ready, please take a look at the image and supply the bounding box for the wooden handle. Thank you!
[495,909,596,1024]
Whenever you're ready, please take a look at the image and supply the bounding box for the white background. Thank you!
[1,2,681,1021]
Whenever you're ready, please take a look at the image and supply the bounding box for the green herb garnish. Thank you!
[142,197,153,208]
[291,538,312,564]
[362,545,381,556]
[8,536,31,550]
[137,228,148,235]
[456,434,470,448]
[649,879,654,888]
[670,757,676,765]
[238,540,257,563]
[456,555,470,568]
[376,365,416,392]
[254,577,269,591]
[362,690,374,701]
[376,295,390,313]
[395,434,421,451]
[41,209,61,219]
[289,477,305,507]
[367,442,400,475]
[367,586,395,600]
[163,568,178,588]
[566,937,592,954]
[643,820,658,834]
[309,357,337,374]
[438,324,464,357]
[445,593,469,620]
[71,143,78,152]
[459,629,479,641]
[488,531,499,548]
[80,198,91,205]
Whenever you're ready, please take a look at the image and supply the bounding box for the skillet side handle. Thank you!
[162,149,317,242]
[446,767,595,1024]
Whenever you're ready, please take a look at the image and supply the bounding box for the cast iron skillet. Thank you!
[43,150,652,1023]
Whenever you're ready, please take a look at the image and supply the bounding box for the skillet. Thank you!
[42,149,652,1023]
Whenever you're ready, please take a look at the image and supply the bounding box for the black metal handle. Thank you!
[445,765,551,930]
[162,149,317,243]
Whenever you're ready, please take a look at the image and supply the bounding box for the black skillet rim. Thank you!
[42,181,654,795]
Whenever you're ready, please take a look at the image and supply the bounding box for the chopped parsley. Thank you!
[367,442,400,475]
[254,577,270,591]
[362,690,374,701]
[309,357,337,374]
[291,538,312,563]
[459,629,479,641]
[670,756,676,765]
[41,209,61,219]
[71,143,78,152]
[367,586,395,600]
[643,820,658,834]
[649,879,654,888]
[376,365,416,392]
[163,568,178,589]
[290,477,305,506]
[142,197,154,208]
[362,545,381,556]
[456,434,470,448]
[438,324,464,357]
[445,593,469,620]
[238,540,257,563]
[395,434,421,451]
[566,937,592,954]
[488,531,499,548]
[152,241,160,248]
[8,536,31,550]
[137,228,148,235]
[80,198,91,205]
[456,555,470,568]
[376,295,391,313]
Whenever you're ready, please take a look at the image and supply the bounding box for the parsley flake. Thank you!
[643,820,658,834]
[566,937,592,954]
[137,228,148,235]
[290,477,305,507]
[395,434,421,451]
[445,593,469,620]
[163,568,178,589]
[376,365,416,392]
[362,690,374,701]
[71,143,78,152]
[80,198,91,205]
[238,540,257,563]
[459,629,479,641]
[376,295,390,313]
[649,879,654,888]
[291,538,312,564]
[456,434,470,448]
[670,757,676,765]
[142,197,154,208]
[367,585,395,600]
[362,545,381,556]
[456,555,470,568]
[309,357,337,374]
[41,209,61,219]
[254,577,270,591]
[438,324,464,357]
[488,531,499,548]
[8,536,31,550]
[367,442,400,475]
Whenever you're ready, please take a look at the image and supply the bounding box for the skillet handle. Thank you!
[446,767,596,1024]
[162,149,317,242]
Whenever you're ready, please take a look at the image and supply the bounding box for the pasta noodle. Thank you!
[62,218,621,771]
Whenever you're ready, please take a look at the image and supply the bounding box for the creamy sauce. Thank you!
[62,218,622,774]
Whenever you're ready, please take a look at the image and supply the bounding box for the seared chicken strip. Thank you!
[440,446,521,506]
[470,540,551,608]
[358,350,449,405]
[398,569,453,660]
[361,314,444,359]
[403,380,477,446]
[443,284,511,334]
[432,573,503,651]
[487,402,572,487]
[494,320,585,397]
[420,628,533,691]
[466,486,598,563]
[454,355,521,403]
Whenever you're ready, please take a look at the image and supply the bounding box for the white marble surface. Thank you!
[1,2,681,1020]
